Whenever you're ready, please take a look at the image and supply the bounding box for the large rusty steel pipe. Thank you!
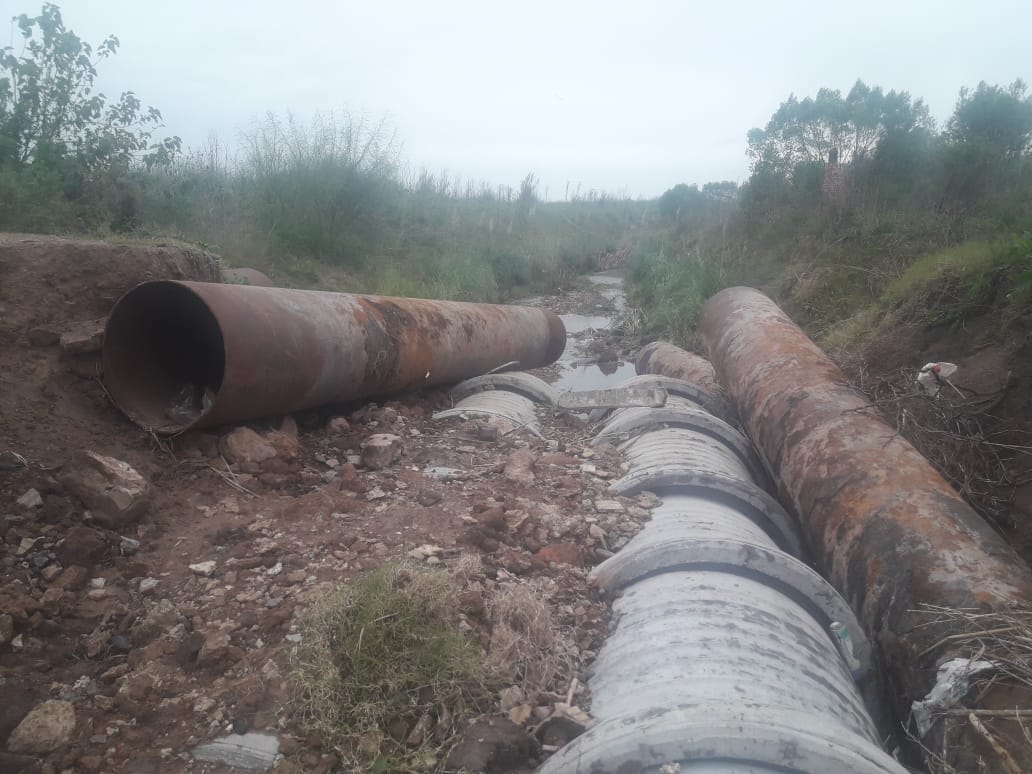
[102,281,565,433]
[700,287,1032,767]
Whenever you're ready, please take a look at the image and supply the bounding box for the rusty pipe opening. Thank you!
[103,282,226,431]
[104,280,567,434]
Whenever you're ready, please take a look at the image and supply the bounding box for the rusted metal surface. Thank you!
[700,286,1032,766]
[102,281,565,433]
[635,340,730,404]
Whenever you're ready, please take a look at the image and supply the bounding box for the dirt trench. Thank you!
[0,238,646,773]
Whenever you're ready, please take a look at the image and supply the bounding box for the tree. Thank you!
[747,80,932,175]
[938,80,1032,208]
[0,4,179,228]
[658,182,738,222]
[947,79,1032,158]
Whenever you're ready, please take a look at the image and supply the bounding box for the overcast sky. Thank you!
[6,0,1030,198]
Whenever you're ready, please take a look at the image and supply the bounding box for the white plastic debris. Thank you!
[916,362,960,398]
[911,658,995,736]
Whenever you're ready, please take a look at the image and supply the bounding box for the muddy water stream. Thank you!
[545,271,635,391]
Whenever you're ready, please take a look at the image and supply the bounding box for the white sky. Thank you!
[5,0,1031,197]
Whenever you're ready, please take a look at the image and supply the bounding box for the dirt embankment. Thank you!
[836,304,1032,563]
[771,257,1032,562]
[0,237,644,773]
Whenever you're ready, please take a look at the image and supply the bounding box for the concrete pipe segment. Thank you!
[538,367,905,773]
[699,287,1032,770]
[101,281,566,433]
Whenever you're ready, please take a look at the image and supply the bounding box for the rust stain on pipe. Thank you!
[700,286,1032,767]
[102,281,566,433]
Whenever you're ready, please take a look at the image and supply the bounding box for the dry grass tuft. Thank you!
[290,558,578,771]
[486,580,570,695]
[291,562,490,771]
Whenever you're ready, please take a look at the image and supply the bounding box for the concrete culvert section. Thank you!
[536,349,906,773]
[103,281,226,432]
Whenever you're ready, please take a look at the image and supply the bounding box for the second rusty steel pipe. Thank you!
[102,281,566,433]
[700,287,1032,767]
[635,340,727,399]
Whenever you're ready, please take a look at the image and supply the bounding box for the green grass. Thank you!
[883,241,996,303]
[624,228,729,347]
[819,235,1032,355]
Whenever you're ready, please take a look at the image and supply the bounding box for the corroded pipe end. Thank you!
[103,281,225,434]
[635,341,725,397]
[544,309,568,366]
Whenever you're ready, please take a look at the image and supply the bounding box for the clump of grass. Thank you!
[625,245,728,347]
[486,581,567,694]
[292,562,490,771]
[884,241,995,306]
[872,236,1032,331]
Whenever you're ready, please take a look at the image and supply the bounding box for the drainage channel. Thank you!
[547,272,636,392]
[435,343,905,772]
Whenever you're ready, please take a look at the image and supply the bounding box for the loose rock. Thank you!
[192,732,280,771]
[52,563,89,590]
[503,448,536,487]
[59,317,106,355]
[220,428,277,465]
[445,716,537,773]
[361,433,403,470]
[189,561,217,577]
[197,630,232,667]
[328,416,351,434]
[417,489,443,507]
[27,326,60,346]
[16,489,43,509]
[61,451,151,528]
[6,699,76,754]
[500,686,526,711]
